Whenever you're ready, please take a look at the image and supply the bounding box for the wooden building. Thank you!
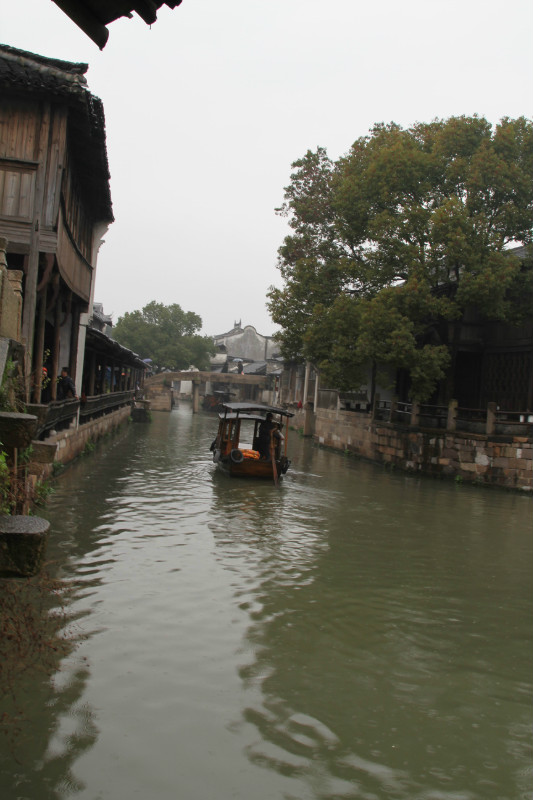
[0,43,113,403]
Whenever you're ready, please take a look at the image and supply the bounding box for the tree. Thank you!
[267,148,360,360]
[112,301,214,371]
[268,116,533,400]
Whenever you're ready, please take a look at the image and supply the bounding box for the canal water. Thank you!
[1,406,532,800]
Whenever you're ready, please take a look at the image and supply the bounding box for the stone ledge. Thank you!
[0,515,50,576]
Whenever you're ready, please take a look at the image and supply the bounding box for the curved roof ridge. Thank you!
[0,43,88,80]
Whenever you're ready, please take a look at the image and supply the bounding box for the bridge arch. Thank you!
[144,371,273,412]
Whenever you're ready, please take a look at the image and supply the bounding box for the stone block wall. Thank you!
[35,404,132,477]
[308,408,532,491]
[145,384,173,411]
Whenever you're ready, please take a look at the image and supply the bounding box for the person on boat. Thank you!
[257,413,283,459]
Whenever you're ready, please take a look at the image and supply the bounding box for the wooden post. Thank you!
[88,350,96,396]
[69,304,81,385]
[32,286,47,403]
[390,396,398,423]
[51,288,61,400]
[410,401,420,427]
[447,399,458,431]
[22,103,51,397]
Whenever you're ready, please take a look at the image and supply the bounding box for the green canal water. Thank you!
[1,406,532,800]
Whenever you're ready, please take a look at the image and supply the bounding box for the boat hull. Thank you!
[214,454,288,479]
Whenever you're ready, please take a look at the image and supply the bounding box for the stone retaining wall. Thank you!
[31,404,132,481]
[293,408,532,491]
[145,384,173,411]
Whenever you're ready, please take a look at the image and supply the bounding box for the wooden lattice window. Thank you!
[481,351,532,410]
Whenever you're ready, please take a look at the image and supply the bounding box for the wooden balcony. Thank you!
[27,391,134,440]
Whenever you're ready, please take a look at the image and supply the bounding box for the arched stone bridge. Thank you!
[144,371,271,412]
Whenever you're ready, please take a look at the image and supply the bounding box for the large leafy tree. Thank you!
[112,301,214,371]
[268,116,533,400]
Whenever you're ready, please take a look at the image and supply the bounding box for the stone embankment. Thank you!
[32,403,133,481]
[293,407,532,491]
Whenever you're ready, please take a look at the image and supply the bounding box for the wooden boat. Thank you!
[210,402,294,481]
[202,389,236,412]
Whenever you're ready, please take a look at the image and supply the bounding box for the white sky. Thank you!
[2,0,532,336]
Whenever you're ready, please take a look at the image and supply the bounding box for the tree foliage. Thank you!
[267,115,533,400]
[112,301,214,371]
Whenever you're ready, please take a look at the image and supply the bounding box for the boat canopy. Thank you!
[217,412,266,422]
[220,402,294,418]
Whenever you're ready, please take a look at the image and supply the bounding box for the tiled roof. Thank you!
[53,1,183,48]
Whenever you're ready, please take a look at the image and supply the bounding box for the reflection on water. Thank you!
[0,406,531,800]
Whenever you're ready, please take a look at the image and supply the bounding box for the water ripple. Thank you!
[4,407,529,800]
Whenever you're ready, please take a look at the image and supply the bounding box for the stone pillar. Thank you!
[303,361,310,405]
[303,401,315,437]
[486,402,497,436]
[192,380,200,413]
[0,515,50,577]
[447,399,458,431]
[313,370,319,411]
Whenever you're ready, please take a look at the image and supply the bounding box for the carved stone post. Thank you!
[486,402,497,436]
[447,399,458,431]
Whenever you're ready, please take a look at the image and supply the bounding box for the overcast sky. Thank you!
[3,0,532,336]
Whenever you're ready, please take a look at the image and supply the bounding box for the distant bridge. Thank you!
[145,371,269,388]
[144,371,271,411]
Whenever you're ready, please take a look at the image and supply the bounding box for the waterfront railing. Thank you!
[369,396,531,437]
[28,391,135,440]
